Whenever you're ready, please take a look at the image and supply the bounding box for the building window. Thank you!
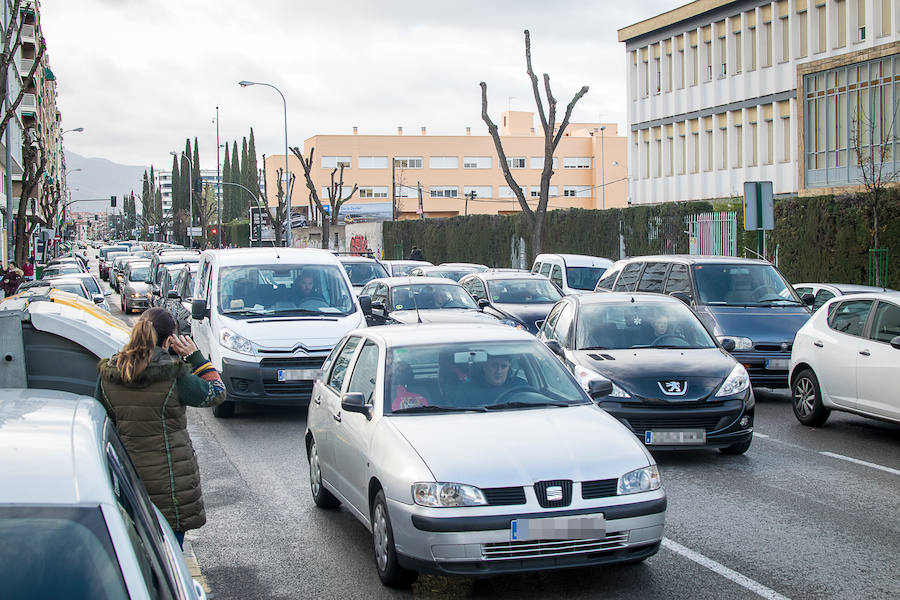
[464,185,492,198]
[322,156,351,168]
[797,9,808,58]
[763,20,773,67]
[563,186,591,198]
[463,156,491,169]
[749,122,758,166]
[321,186,354,200]
[358,156,388,169]
[816,4,827,53]
[530,186,559,197]
[506,157,526,169]
[734,31,742,73]
[563,157,591,169]
[692,130,700,173]
[880,0,891,37]
[749,26,757,71]
[359,186,388,198]
[394,185,414,198]
[857,0,867,41]
[836,0,847,48]
[734,124,743,168]
[499,185,524,198]
[393,157,422,169]
[765,119,775,165]
[719,126,728,170]
[429,156,459,169]
[780,16,790,61]
[782,115,791,163]
[429,186,458,198]
[530,156,558,169]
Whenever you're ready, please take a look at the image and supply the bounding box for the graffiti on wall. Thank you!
[349,235,370,255]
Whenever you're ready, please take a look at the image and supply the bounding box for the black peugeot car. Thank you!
[537,292,754,454]
[458,271,562,334]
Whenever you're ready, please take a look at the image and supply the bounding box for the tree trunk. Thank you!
[322,218,331,250]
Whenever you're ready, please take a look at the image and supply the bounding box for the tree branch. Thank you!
[480,81,532,220]
[524,29,548,133]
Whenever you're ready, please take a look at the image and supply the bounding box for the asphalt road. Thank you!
[90,249,900,600]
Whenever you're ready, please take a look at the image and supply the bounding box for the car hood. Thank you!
[388,405,650,488]
[489,303,555,333]
[695,305,810,342]
[221,311,364,352]
[125,281,150,294]
[389,309,500,325]
[572,348,734,401]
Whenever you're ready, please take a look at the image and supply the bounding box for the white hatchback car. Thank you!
[789,291,900,426]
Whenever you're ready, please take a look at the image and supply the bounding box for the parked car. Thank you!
[111,255,147,293]
[47,272,110,311]
[358,277,502,326]
[306,323,665,586]
[0,389,207,599]
[409,265,482,281]
[793,282,895,312]
[337,255,389,295]
[119,261,153,313]
[382,260,433,276]
[789,291,900,427]
[532,254,614,295]
[40,263,84,279]
[165,263,199,334]
[147,251,201,307]
[47,256,87,272]
[596,256,811,388]
[459,271,563,334]
[537,292,754,454]
[190,248,365,418]
[25,276,94,302]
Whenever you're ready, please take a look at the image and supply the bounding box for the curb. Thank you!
[183,539,212,597]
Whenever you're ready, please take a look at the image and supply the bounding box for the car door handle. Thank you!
[813,341,824,348]
[859,350,871,357]
[333,412,342,422]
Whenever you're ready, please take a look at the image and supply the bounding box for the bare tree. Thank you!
[293,146,357,250]
[261,153,294,247]
[14,128,44,263]
[480,29,588,258]
[195,183,218,249]
[1,0,45,141]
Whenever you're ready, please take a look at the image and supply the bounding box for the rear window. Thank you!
[613,263,643,291]
[565,266,607,291]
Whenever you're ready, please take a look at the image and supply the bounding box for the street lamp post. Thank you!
[220,181,265,247]
[170,150,194,246]
[600,125,606,211]
[239,80,291,247]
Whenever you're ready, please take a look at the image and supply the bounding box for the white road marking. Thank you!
[753,432,769,438]
[662,538,791,600]
[819,451,900,476]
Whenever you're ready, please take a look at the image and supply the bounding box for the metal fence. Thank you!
[685,211,738,257]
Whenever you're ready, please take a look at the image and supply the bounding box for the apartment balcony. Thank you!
[20,58,34,76]
[18,93,37,120]
[21,24,35,43]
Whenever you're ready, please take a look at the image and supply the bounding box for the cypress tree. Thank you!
[222,146,232,221]
[170,154,181,216]
[239,136,250,219]
[192,137,201,219]
[182,138,192,218]
[230,141,239,222]
[141,171,151,238]
[247,128,260,199]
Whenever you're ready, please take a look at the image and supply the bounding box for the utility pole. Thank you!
[465,190,476,216]
[417,182,424,220]
[391,157,396,221]
[215,106,222,248]
[600,125,607,210]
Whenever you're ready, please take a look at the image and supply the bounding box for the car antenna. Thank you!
[411,281,423,324]
[630,296,635,303]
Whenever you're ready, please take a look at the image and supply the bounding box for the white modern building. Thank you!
[619,0,900,204]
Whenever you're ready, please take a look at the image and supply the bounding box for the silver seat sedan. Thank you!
[306,324,666,587]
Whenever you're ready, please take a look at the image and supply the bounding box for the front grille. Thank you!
[533,480,573,508]
[259,356,327,369]
[482,532,630,560]
[625,416,723,435]
[581,478,618,499]
[262,381,315,396]
[754,343,791,352]
[482,487,527,506]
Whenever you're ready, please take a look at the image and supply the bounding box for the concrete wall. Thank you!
[291,221,386,257]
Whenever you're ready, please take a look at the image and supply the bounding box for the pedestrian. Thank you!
[0,262,24,297]
[22,257,35,281]
[408,246,425,261]
[95,308,226,549]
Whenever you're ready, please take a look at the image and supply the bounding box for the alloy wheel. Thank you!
[373,502,389,572]
[309,445,322,497]
[794,377,815,418]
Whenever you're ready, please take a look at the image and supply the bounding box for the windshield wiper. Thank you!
[392,405,486,414]
[268,308,329,316]
[756,297,802,304]
[223,309,270,316]
[483,400,569,410]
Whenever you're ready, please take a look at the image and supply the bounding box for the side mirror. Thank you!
[341,392,372,420]
[477,298,490,309]
[144,279,153,284]
[371,301,385,312]
[358,294,372,315]
[544,339,564,356]
[720,338,736,352]
[103,290,112,297]
[93,296,104,304]
[191,298,210,320]
[891,335,900,350]
[670,291,693,305]
[588,379,614,399]
[167,290,180,299]
[801,293,815,306]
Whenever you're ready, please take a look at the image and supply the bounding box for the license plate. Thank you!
[511,515,605,541]
[276,368,319,382]
[645,429,706,445]
[765,359,789,370]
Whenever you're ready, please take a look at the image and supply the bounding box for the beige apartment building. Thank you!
[263,111,627,221]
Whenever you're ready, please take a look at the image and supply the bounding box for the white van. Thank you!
[531,253,614,295]
[190,248,365,418]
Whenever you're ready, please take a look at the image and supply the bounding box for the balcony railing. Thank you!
[20,93,36,108]
[21,24,35,41]
[20,58,34,75]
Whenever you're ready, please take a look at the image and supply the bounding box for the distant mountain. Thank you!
[65,152,148,213]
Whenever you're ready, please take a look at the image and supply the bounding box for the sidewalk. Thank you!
[183,538,212,597]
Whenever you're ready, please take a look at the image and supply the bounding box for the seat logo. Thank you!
[546,485,563,502]
[659,380,687,395]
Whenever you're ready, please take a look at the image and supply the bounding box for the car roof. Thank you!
[535,254,614,267]
[384,260,431,265]
[572,291,686,306]
[337,255,382,264]
[439,262,488,269]
[204,247,343,267]
[371,276,461,287]
[794,283,894,293]
[358,322,535,346]
[0,390,112,505]
[826,290,900,302]
[616,254,772,266]
[466,271,550,281]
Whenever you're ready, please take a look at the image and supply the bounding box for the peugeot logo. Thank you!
[546,485,563,502]
[659,380,687,395]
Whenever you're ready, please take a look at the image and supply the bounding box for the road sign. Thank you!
[743,181,774,231]
[187,226,203,237]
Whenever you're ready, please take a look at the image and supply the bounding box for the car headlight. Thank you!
[717,336,753,350]
[716,363,750,397]
[412,482,487,507]
[220,328,254,355]
[499,318,526,330]
[130,293,140,298]
[573,365,631,398]
[618,465,661,495]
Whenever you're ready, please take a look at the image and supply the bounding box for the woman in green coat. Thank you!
[96,308,225,547]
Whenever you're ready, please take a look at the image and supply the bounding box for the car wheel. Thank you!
[212,400,235,418]
[308,439,340,509]
[372,490,418,588]
[792,368,830,426]
[719,438,752,455]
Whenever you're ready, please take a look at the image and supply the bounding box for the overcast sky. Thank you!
[41,0,673,173]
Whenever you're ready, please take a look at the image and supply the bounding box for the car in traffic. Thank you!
[789,291,900,427]
[47,271,110,311]
[111,255,147,293]
[382,260,433,276]
[22,276,94,303]
[793,282,894,312]
[40,263,84,279]
[305,324,665,586]
[408,265,483,281]
[98,245,128,280]
[596,256,811,388]
[165,263,199,334]
[0,389,207,599]
[358,277,502,326]
[439,262,489,272]
[148,250,201,307]
[532,254,614,295]
[537,293,754,454]
[337,255,389,295]
[119,261,153,313]
[459,271,563,334]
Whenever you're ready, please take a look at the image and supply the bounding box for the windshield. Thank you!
[0,506,129,599]
[218,264,355,316]
[576,302,716,350]
[385,340,587,414]
[81,277,100,295]
[390,263,418,276]
[487,278,562,304]
[129,266,150,281]
[428,269,475,281]
[342,261,388,285]
[100,247,126,258]
[52,283,87,298]
[693,264,801,306]
[566,266,607,291]
[390,284,477,310]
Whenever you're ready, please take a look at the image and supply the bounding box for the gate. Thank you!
[685,211,737,257]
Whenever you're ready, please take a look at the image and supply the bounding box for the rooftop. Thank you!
[618,0,736,42]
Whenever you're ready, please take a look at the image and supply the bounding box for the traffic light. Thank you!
[210,227,218,236]
[94,214,98,221]
[110,195,117,207]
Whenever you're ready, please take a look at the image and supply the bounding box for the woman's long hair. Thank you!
[116,308,177,384]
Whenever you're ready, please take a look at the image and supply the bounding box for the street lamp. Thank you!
[62,127,84,134]
[600,125,607,210]
[239,80,291,247]
[170,150,194,246]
